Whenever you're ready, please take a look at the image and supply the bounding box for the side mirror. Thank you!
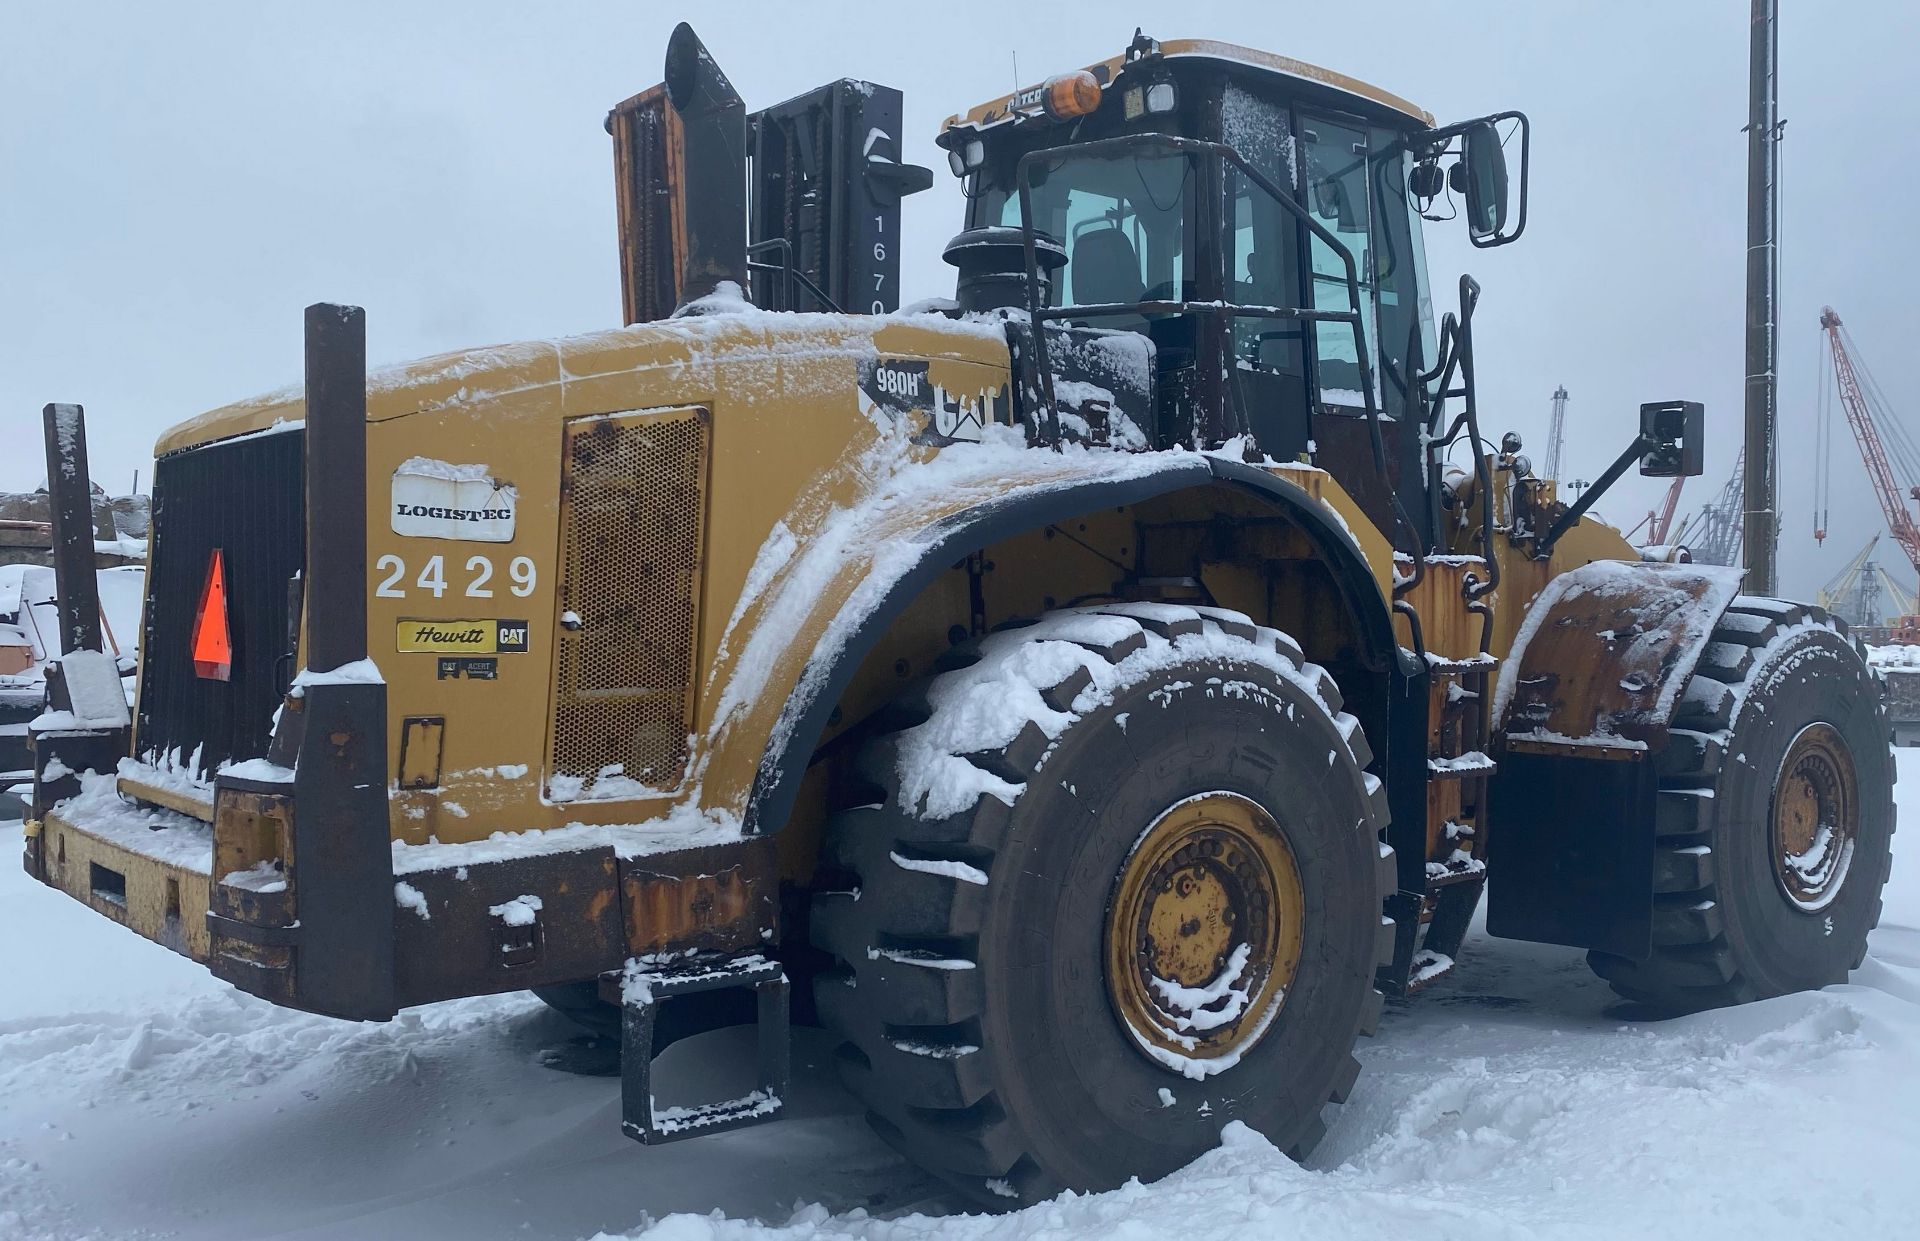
[1460,121,1508,241]
[1638,400,1705,478]
[1422,111,1529,248]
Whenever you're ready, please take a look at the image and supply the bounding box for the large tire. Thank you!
[532,982,621,1038]
[530,983,753,1045]
[811,604,1395,1207]
[1588,598,1895,1011]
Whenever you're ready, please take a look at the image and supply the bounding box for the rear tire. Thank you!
[1588,598,1895,1011]
[532,982,619,1038]
[811,604,1394,1207]
[530,982,754,1046]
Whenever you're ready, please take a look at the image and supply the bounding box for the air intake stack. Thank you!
[662,23,750,310]
[609,26,927,323]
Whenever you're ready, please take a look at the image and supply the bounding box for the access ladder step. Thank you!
[1403,948,1460,994]
[1424,858,1488,889]
[1427,751,1496,779]
[1422,652,1499,675]
[618,953,790,1145]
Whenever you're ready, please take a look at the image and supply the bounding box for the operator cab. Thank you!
[938,33,1525,539]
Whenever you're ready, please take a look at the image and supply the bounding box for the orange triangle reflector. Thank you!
[192,549,232,681]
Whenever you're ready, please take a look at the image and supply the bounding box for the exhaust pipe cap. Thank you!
[665,22,738,115]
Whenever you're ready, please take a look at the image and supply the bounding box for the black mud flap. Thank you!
[619,953,790,1144]
[1486,747,1657,960]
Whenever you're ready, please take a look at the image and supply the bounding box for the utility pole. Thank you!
[1742,0,1782,593]
[1544,385,1569,484]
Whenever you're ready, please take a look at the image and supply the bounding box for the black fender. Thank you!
[744,456,1398,836]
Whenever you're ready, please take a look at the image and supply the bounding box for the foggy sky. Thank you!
[5,1,1914,598]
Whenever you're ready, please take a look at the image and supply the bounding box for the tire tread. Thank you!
[811,604,1392,1205]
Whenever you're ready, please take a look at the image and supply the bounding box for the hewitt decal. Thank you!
[396,619,531,655]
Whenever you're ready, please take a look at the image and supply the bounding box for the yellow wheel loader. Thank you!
[25,22,1894,1207]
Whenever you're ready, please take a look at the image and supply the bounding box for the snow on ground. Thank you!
[6,752,1920,1239]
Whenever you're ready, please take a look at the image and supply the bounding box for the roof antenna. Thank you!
[1011,50,1019,92]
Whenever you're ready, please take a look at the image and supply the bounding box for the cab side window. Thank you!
[1302,116,1376,407]
[998,153,1190,321]
[1224,84,1302,378]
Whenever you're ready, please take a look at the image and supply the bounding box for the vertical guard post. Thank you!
[27,404,128,880]
[41,403,105,660]
[286,302,395,1019]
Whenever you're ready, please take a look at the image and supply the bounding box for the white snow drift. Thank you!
[3,755,1920,1239]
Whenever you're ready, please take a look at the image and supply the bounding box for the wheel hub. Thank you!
[1104,792,1303,1076]
[1770,722,1859,912]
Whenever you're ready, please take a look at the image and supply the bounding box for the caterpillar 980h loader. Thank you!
[26,23,1894,1206]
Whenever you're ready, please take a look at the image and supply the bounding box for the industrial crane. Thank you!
[1674,449,1744,567]
[1543,385,1569,483]
[1815,306,1920,642]
[1815,532,1916,634]
[1624,475,1689,546]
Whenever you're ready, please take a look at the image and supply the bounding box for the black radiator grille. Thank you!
[136,429,305,777]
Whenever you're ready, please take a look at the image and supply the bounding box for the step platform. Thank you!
[617,952,790,1144]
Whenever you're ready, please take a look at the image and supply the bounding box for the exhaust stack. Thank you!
[663,23,749,310]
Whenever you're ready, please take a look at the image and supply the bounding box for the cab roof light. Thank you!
[946,135,985,177]
[191,548,231,682]
[1123,77,1178,122]
[1042,71,1102,121]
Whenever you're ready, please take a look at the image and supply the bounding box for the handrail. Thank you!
[1419,275,1498,656]
[745,238,843,314]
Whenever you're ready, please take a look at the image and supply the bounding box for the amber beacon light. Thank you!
[1042,70,1102,120]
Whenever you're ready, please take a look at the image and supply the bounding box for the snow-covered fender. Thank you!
[1492,560,1746,752]
[1486,560,1746,958]
[743,455,1398,836]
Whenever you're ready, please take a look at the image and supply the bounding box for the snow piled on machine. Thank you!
[46,770,213,874]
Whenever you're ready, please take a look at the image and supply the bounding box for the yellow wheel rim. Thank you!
[1771,722,1859,912]
[1104,792,1304,1075]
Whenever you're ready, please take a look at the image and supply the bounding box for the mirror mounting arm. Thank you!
[1536,400,1704,557]
[1536,432,1655,558]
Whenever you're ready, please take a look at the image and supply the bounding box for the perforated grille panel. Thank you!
[550,409,709,794]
